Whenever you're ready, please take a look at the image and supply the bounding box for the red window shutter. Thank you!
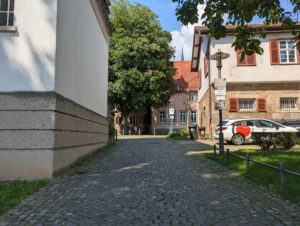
[236,49,246,65]
[297,40,300,64]
[257,98,267,112]
[269,40,279,65]
[246,53,256,65]
[229,98,238,112]
[204,56,208,77]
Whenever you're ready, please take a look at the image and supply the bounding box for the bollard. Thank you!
[279,163,284,186]
[154,128,156,136]
[213,145,216,157]
[115,131,118,141]
[123,128,125,136]
[226,149,230,162]
[246,154,250,173]
[139,128,141,135]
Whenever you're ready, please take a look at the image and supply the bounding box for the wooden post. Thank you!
[246,154,250,173]
[279,163,284,186]
[226,149,229,162]
[214,145,216,158]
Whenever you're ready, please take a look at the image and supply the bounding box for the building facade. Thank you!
[191,23,300,138]
[0,0,111,180]
[151,61,200,134]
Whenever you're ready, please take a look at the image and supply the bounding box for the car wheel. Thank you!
[231,134,245,145]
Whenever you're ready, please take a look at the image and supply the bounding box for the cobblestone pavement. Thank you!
[1,137,300,225]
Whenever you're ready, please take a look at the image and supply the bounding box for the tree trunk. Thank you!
[143,105,152,134]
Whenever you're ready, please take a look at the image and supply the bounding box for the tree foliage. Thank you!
[172,0,300,59]
[109,0,176,116]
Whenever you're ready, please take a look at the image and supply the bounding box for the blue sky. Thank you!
[129,0,299,60]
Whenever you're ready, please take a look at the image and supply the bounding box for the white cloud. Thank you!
[170,5,205,61]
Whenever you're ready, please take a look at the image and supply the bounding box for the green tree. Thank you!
[172,0,300,60]
[109,0,176,132]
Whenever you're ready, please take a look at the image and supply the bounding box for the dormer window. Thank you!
[0,0,14,26]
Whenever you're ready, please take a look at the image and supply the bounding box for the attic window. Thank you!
[0,0,14,26]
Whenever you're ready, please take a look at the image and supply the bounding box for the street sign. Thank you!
[170,115,175,120]
[216,95,226,101]
[169,108,174,115]
[215,87,226,96]
[215,101,227,110]
[214,78,226,99]
[214,78,226,88]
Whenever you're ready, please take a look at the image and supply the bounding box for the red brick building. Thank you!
[151,61,201,134]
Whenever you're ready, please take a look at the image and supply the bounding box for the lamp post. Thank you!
[210,49,230,155]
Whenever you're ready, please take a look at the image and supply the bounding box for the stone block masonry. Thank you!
[0,92,109,181]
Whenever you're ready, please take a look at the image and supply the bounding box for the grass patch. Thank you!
[0,179,49,215]
[166,133,188,141]
[203,149,300,203]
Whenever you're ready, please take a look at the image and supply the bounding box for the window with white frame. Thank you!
[280,98,298,111]
[158,111,166,124]
[169,110,176,124]
[179,110,187,124]
[279,40,298,64]
[0,0,14,26]
[238,98,256,111]
[190,110,197,124]
[188,92,198,102]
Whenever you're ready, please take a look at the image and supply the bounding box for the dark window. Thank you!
[0,0,14,26]
[258,120,275,127]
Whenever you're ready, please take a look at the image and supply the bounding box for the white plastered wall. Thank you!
[0,0,57,91]
[55,0,109,117]
[209,33,300,84]
[198,36,210,100]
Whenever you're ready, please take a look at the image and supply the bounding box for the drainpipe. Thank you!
[206,37,212,139]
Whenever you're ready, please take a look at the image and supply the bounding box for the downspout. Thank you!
[206,37,212,139]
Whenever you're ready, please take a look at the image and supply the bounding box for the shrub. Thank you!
[109,120,116,136]
[180,129,189,137]
[252,132,296,150]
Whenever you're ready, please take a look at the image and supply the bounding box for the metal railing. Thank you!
[213,145,300,185]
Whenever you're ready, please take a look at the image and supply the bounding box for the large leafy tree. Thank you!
[109,0,175,130]
[172,0,300,59]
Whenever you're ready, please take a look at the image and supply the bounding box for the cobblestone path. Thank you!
[1,137,300,225]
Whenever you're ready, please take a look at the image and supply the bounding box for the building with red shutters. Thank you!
[191,23,300,138]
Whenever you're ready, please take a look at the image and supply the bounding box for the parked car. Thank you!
[214,118,298,145]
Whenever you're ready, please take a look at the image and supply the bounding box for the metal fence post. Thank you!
[246,154,250,173]
[279,163,284,186]
[226,149,229,162]
[214,145,216,157]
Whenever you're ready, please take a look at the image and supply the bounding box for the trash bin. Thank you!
[198,127,206,140]
[189,126,197,140]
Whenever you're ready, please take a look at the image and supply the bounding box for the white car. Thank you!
[214,118,298,145]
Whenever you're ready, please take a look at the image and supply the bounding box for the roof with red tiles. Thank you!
[194,22,300,35]
[172,61,199,92]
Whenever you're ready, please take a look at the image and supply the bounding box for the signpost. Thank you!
[169,108,175,133]
[210,50,230,155]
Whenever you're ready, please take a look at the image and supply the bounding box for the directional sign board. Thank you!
[215,87,226,96]
[214,78,227,100]
[215,101,227,110]
[216,95,226,101]
[169,108,175,115]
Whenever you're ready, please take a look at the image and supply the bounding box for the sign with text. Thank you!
[214,78,227,98]
[215,101,227,110]
[169,108,175,115]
